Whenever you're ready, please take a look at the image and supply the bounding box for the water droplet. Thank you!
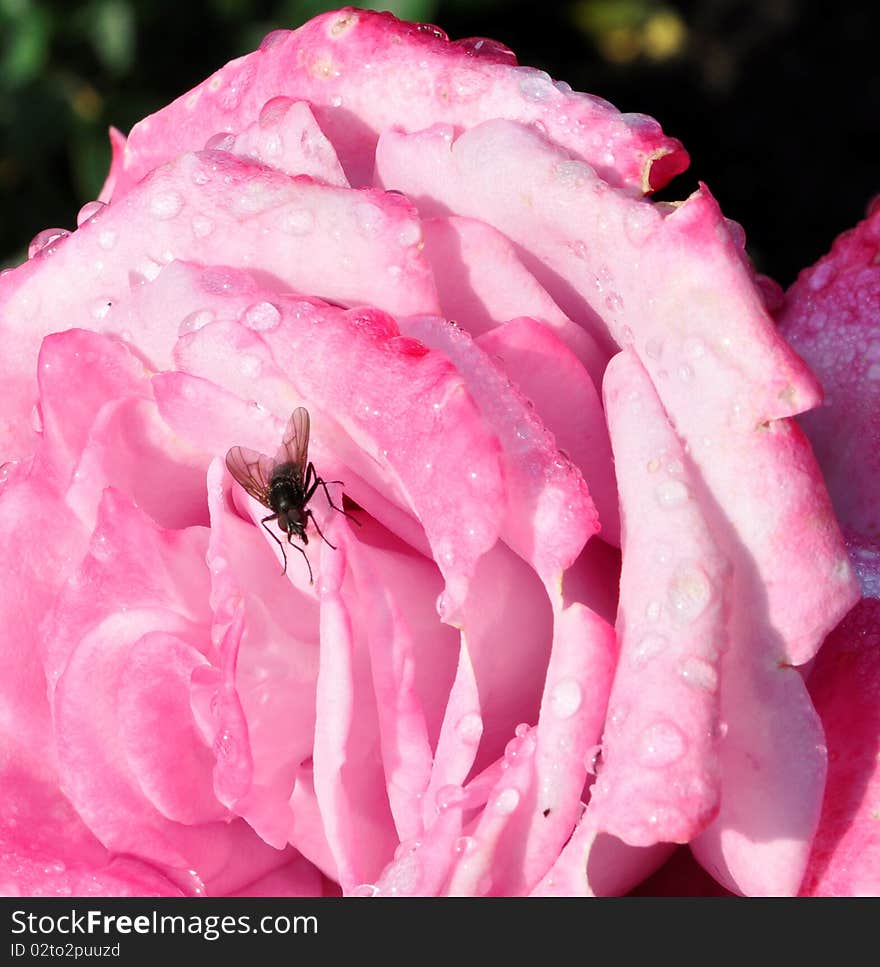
[550,678,583,718]
[91,299,112,320]
[280,209,314,235]
[679,657,719,693]
[504,731,535,763]
[28,228,70,259]
[494,788,521,815]
[397,220,421,247]
[150,191,184,220]
[454,36,517,64]
[668,566,713,624]
[514,421,532,441]
[77,201,105,225]
[624,205,655,246]
[242,301,281,332]
[178,308,215,336]
[214,729,236,759]
[683,337,707,359]
[455,712,482,745]
[554,160,591,187]
[259,28,290,50]
[605,292,624,312]
[436,785,466,812]
[620,325,635,345]
[393,838,421,860]
[240,354,262,378]
[381,853,422,896]
[583,745,602,775]
[518,68,555,101]
[454,836,476,855]
[638,721,686,768]
[645,338,663,360]
[645,600,662,621]
[30,404,43,433]
[330,95,343,108]
[191,215,214,238]
[355,202,386,236]
[350,883,379,897]
[655,479,689,508]
[205,131,235,152]
[570,239,589,260]
[632,632,666,666]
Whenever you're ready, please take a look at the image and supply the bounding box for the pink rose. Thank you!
[0,8,873,897]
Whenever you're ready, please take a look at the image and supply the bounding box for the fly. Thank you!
[225,406,357,582]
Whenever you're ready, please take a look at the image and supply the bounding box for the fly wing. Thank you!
[275,406,311,479]
[225,445,274,505]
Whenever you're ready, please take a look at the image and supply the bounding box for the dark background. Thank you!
[1,0,877,286]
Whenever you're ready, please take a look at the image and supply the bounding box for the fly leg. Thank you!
[286,529,314,584]
[261,514,288,575]
[304,462,361,526]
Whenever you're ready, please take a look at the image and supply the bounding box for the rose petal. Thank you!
[376,117,857,664]
[777,202,880,544]
[230,852,326,897]
[116,9,686,196]
[37,328,150,486]
[97,125,127,203]
[595,349,727,846]
[312,534,399,891]
[403,314,598,581]
[195,459,320,848]
[801,595,880,896]
[507,603,617,892]
[531,823,674,896]
[422,216,607,385]
[227,97,350,186]
[118,632,224,825]
[477,315,619,546]
[0,153,438,458]
[345,533,457,841]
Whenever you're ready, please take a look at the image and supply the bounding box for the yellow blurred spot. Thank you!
[72,83,103,122]
[571,0,688,65]
[600,26,641,64]
[644,10,687,61]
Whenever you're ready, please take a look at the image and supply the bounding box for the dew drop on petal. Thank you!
[259,28,290,50]
[242,301,281,332]
[454,836,476,856]
[668,566,713,624]
[350,883,380,897]
[494,788,521,815]
[655,479,690,508]
[436,784,466,812]
[150,190,184,220]
[638,721,686,768]
[382,854,422,897]
[28,228,70,258]
[240,355,262,379]
[354,202,386,236]
[632,632,666,666]
[205,131,235,152]
[280,209,314,235]
[77,200,106,225]
[549,678,583,719]
[679,657,719,693]
[455,712,483,745]
[191,215,215,238]
[178,309,215,336]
